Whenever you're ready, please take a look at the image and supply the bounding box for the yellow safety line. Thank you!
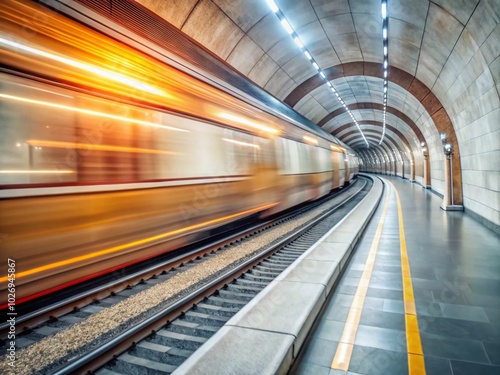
[331,184,391,371]
[387,180,426,375]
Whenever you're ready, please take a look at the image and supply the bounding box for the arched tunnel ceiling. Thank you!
[134,0,498,162]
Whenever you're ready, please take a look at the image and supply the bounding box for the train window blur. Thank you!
[299,143,314,174]
[274,138,333,176]
[0,74,263,186]
[317,148,333,173]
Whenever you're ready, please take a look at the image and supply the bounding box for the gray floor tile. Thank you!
[329,293,355,308]
[373,254,400,262]
[415,301,443,317]
[338,277,362,288]
[466,293,500,309]
[359,310,405,331]
[420,333,490,364]
[440,303,490,323]
[458,265,500,281]
[370,270,402,281]
[413,288,435,302]
[450,360,500,375]
[347,264,366,271]
[418,316,500,343]
[465,277,500,297]
[329,369,347,375]
[323,304,351,322]
[409,268,438,280]
[375,249,399,256]
[300,338,338,367]
[361,297,385,311]
[291,361,331,375]
[348,345,408,375]
[354,325,406,353]
[434,267,461,281]
[338,285,358,295]
[373,259,401,267]
[371,265,401,274]
[344,270,363,278]
[431,289,469,305]
[366,287,403,301]
[424,356,452,375]
[484,308,500,325]
[382,299,404,314]
[483,341,500,366]
[315,320,346,342]
[412,278,449,291]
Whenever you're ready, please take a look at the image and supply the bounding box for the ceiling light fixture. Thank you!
[379,0,389,145]
[266,0,279,13]
[266,0,369,148]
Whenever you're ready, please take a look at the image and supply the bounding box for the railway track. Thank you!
[0,178,359,340]
[0,177,371,375]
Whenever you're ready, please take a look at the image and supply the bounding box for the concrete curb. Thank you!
[172,175,384,375]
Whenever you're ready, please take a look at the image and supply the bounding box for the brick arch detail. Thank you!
[284,61,462,205]
[323,105,423,143]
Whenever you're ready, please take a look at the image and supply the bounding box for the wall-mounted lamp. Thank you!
[440,133,452,155]
[443,143,452,155]
[440,138,461,210]
[420,140,427,156]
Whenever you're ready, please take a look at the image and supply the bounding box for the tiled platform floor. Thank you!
[290,176,500,375]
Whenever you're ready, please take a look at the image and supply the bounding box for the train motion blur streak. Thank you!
[0,0,359,307]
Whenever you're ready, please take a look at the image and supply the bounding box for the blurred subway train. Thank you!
[0,0,359,307]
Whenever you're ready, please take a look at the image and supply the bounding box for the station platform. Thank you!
[291,176,500,375]
[173,175,500,375]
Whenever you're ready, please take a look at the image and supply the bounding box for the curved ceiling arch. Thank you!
[354,144,402,173]
[320,102,425,142]
[296,76,432,138]
[132,0,500,215]
[285,63,451,147]
[346,131,407,162]
[333,121,416,151]
[341,128,411,159]
[282,62,461,203]
[359,147,385,163]
[352,142,393,167]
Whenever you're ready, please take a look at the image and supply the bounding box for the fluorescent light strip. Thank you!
[379,0,389,145]
[0,94,187,132]
[222,138,260,148]
[281,18,293,34]
[267,1,368,148]
[0,37,166,96]
[266,0,279,13]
